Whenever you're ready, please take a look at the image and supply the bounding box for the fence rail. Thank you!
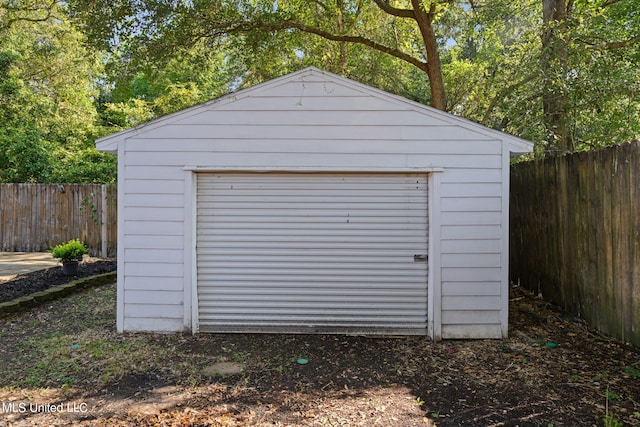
[510,141,640,346]
[0,184,117,257]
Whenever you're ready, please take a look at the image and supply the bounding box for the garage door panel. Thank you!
[199,315,423,324]
[199,278,426,292]
[198,242,424,251]
[199,230,425,239]
[196,173,428,334]
[200,252,421,261]
[199,286,426,295]
[199,210,426,218]
[200,265,426,274]
[198,222,428,231]
[199,293,428,302]
[201,312,427,322]
[199,202,425,212]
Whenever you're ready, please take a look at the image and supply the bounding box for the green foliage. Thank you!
[604,412,624,427]
[50,239,88,263]
[0,0,115,183]
[605,390,622,401]
[441,0,543,137]
[0,0,636,165]
[624,364,640,379]
[101,98,155,128]
[0,49,54,181]
[96,38,235,129]
[54,148,118,184]
[0,129,55,183]
[440,0,640,153]
[70,0,451,120]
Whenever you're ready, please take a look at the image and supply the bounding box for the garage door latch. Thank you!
[413,254,428,262]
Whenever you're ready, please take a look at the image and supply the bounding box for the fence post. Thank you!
[101,184,108,258]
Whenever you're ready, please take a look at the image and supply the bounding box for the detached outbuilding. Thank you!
[96,67,533,340]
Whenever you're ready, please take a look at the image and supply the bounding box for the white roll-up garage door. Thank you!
[196,173,428,335]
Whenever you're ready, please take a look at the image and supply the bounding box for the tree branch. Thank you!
[578,34,640,50]
[409,0,446,110]
[370,0,415,18]
[279,21,428,71]
[205,18,429,73]
[599,0,623,8]
[1,0,58,32]
[599,34,640,50]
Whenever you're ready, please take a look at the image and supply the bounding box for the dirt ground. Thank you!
[0,264,639,426]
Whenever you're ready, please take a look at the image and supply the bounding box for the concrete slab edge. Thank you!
[0,272,116,318]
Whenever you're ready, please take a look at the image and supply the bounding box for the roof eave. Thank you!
[95,133,123,154]
[505,137,535,156]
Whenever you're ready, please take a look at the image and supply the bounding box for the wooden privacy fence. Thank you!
[510,141,640,346]
[0,184,117,257]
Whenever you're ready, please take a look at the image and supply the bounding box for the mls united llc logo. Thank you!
[1,401,89,414]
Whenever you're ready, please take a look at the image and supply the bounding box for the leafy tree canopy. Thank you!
[1,0,638,185]
[70,0,640,155]
[0,0,116,182]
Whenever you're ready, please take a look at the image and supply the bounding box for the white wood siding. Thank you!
[98,67,532,337]
[196,173,429,335]
[120,169,186,332]
[439,162,504,339]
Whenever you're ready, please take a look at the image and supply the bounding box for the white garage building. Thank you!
[96,67,533,340]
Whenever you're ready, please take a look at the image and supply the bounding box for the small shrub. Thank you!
[50,239,88,263]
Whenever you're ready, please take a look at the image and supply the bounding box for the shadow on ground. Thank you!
[0,282,639,426]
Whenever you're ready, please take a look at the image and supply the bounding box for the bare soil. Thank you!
[0,268,638,426]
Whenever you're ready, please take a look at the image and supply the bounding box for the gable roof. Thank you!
[96,66,534,155]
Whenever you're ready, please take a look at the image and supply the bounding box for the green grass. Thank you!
[0,284,206,390]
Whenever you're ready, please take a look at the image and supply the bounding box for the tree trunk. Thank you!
[411,0,447,111]
[541,0,573,154]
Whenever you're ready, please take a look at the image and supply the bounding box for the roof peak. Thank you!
[96,66,533,155]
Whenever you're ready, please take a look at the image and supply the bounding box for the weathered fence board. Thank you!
[510,141,640,346]
[0,184,117,257]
